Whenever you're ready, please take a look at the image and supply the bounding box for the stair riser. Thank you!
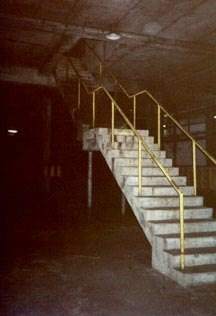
[97,128,149,137]
[118,135,155,143]
[162,236,216,250]
[150,223,216,235]
[136,197,203,208]
[125,176,186,186]
[144,209,212,221]
[107,150,166,159]
[152,241,216,286]
[131,186,194,196]
[171,270,216,286]
[169,253,216,267]
[114,158,173,167]
[105,135,154,144]
[119,167,179,176]
[114,129,149,136]
[111,143,159,150]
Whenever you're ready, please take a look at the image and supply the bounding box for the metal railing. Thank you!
[55,44,216,271]
[84,42,216,196]
[96,85,185,269]
[57,60,186,269]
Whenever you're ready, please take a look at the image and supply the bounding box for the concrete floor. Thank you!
[1,213,216,316]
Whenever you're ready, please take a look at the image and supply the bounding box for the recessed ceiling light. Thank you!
[105,32,121,40]
[163,124,166,128]
[213,115,216,119]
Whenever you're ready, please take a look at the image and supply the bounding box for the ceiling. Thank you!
[0,0,216,105]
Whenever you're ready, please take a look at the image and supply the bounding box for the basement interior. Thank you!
[1,1,216,315]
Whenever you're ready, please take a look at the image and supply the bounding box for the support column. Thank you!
[88,151,93,211]
[43,99,52,193]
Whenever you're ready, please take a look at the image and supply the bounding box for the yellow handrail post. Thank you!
[138,139,142,195]
[133,96,137,129]
[78,79,81,110]
[157,105,161,148]
[179,192,185,270]
[92,91,96,128]
[192,141,197,195]
[111,101,115,146]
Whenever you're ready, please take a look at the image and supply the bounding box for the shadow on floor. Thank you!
[1,202,216,316]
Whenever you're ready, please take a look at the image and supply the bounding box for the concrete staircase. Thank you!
[55,57,98,122]
[83,127,216,286]
[70,57,98,90]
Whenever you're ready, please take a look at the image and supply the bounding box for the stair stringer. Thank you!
[95,130,156,245]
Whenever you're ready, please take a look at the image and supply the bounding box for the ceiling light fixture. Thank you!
[105,32,121,41]
[213,115,216,119]
[8,129,18,135]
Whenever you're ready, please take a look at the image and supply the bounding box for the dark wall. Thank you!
[0,82,88,223]
[1,81,131,229]
[1,83,45,205]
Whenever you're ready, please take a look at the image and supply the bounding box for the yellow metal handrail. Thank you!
[66,61,186,269]
[84,42,216,197]
[58,46,215,271]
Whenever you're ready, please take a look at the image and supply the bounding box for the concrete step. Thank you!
[104,135,154,144]
[119,166,179,176]
[125,175,186,186]
[156,231,216,249]
[141,206,211,221]
[136,196,203,208]
[173,264,216,286]
[107,149,166,159]
[114,157,173,168]
[96,128,149,137]
[166,247,216,267]
[149,219,216,235]
[110,142,159,151]
[114,129,149,137]
[115,135,155,144]
[129,185,193,196]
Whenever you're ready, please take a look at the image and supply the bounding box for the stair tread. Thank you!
[137,195,202,198]
[110,148,163,152]
[115,157,169,159]
[150,218,216,224]
[114,129,148,132]
[128,185,191,188]
[141,206,210,211]
[120,166,176,169]
[166,247,216,255]
[157,231,216,238]
[126,175,183,178]
[175,264,216,274]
